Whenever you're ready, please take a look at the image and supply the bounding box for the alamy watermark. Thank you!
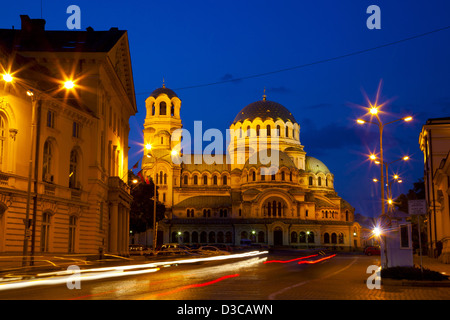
[366,265,381,289]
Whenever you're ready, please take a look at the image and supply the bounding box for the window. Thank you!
[400,224,411,248]
[47,110,55,128]
[276,125,281,136]
[160,101,167,115]
[69,149,79,189]
[318,177,322,186]
[213,175,218,185]
[324,233,330,244]
[222,175,227,185]
[41,212,51,252]
[246,126,250,137]
[256,125,260,136]
[291,232,298,243]
[338,233,344,244]
[285,126,289,137]
[0,114,6,165]
[72,121,80,138]
[68,216,77,253]
[266,125,271,136]
[252,171,256,181]
[309,176,313,185]
[281,171,285,181]
[42,140,53,182]
[203,175,208,185]
[193,175,198,185]
[183,175,188,185]
[164,173,167,185]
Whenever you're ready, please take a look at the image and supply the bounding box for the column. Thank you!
[109,202,118,254]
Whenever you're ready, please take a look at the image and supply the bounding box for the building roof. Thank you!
[150,87,178,99]
[244,149,296,170]
[233,99,297,124]
[0,16,126,53]
[173,196,232,209]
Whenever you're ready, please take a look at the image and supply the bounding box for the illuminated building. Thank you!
[419,117,450,263]
[141,86,361,249]
[0,16,136,256]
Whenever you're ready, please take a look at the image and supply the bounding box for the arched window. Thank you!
[281,171,285,181]
[159,101,167,115]
[203,175,208,185]
[252,171,256,181]
[164,173,167,185]
[171,105,175,116]
[43,140,53,182]
[246,126,251,137]
[308,232,314,243]
[291,232,298,243]
[183,231,190,243]
[326,178,328,186]
[68,215,77,253]
[299,231,306,243]
[324,233,330,244]
[209,231,215,243]
[192,231,199,243]
[193,175,198,185]
[200,231,207,243]
[266,125,271,136]
[0,114,6,166]
[290,172,293,181]
[222,175,227,185]
[276,125,281,136]
[338,233,344,244]
[213,175,218,185]
[183,175,188,185]
[285,126,289,137]
[256,125,260,136]
[318,177,322,186]
[159,171,163,184]
[309,176,313,186]
[331,233,337,244]
[69,149,79,189]
[41,212,51,252]
[258,231,265,243]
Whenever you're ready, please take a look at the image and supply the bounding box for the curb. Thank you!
[381,279,450,287]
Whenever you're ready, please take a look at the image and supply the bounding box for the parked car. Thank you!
[364,246,381,256]
[156,243,192,256]
[128,244,152,256]
[198,246,230,255]
[212,244,233,252]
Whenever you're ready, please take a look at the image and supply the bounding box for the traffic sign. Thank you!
[408,199,427,215]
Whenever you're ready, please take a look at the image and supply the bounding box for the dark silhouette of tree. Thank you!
[128,170,166,234]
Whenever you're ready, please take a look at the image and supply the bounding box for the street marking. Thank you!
[268,256,359,300]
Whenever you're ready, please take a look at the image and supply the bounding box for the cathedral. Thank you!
[141,85,361,249]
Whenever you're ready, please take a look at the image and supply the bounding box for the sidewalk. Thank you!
[413,253,450,276]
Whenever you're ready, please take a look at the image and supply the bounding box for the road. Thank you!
[0,250,449,301]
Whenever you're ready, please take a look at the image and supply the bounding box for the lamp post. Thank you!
[357,102,412,268]
[145,144,158,252]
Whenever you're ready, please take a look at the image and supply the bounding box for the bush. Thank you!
[381,266,449,281]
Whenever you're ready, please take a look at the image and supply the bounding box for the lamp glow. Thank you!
[2,73,13,82]
[369,107,378,115]
[63,80,75,89]
[403,116,413,122]
[145,144,152,151]
[356,119,365,124]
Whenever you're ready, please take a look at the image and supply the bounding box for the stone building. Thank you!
[141,86,361,249]
[419,117,450,263]
[0,16,136,257]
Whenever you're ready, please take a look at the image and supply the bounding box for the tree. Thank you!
[129,170,166,234]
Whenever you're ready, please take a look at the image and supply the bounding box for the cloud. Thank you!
[220,73,242,83]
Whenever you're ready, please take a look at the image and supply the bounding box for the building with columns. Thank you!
[0,16,136,257]
[419,117,450,263]
[141,85,361,250]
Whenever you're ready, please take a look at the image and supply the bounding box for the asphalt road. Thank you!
[0,250,449,301]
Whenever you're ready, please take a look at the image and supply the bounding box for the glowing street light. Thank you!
[2,73,13,82]
[63,80,75,89]
[373,227,382,238]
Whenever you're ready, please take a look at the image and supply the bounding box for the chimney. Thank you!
[20,15,46,32]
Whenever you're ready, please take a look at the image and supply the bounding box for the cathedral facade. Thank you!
[141,86,361,249]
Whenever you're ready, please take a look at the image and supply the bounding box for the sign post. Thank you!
[408,199,427,273]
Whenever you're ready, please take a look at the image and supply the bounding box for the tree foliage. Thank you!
[128,170,166,234]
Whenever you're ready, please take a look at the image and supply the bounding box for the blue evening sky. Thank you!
[3,0,450,217]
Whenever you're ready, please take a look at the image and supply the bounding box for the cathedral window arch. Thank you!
[222,175,228,185]
[318,177,322,186]
[256,125,260,136]
[164,173,167,185]
[331,233,337,244]
[299,231,306,243]
[309,176,313,186]
[266,124,271,136]
[203,174,208,185]
[276,125,281,137]
[159,101,167,115]
[183,175,188,185]
[193,175,198,185]
[291,232,298,243]
[246,126,251,137]
[324,232,330,244]
[285,125,289,137]
[281,171,285,181]
[252,171,256,181]
[171,105,174,116]
[213,175,218,185]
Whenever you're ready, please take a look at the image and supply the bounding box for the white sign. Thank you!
[408,200,427,215]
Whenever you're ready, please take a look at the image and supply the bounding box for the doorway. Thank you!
[273,227,283,246]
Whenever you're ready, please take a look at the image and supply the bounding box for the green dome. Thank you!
[305,156,330,174]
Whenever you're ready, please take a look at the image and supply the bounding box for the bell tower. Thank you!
[142,83,182,209]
